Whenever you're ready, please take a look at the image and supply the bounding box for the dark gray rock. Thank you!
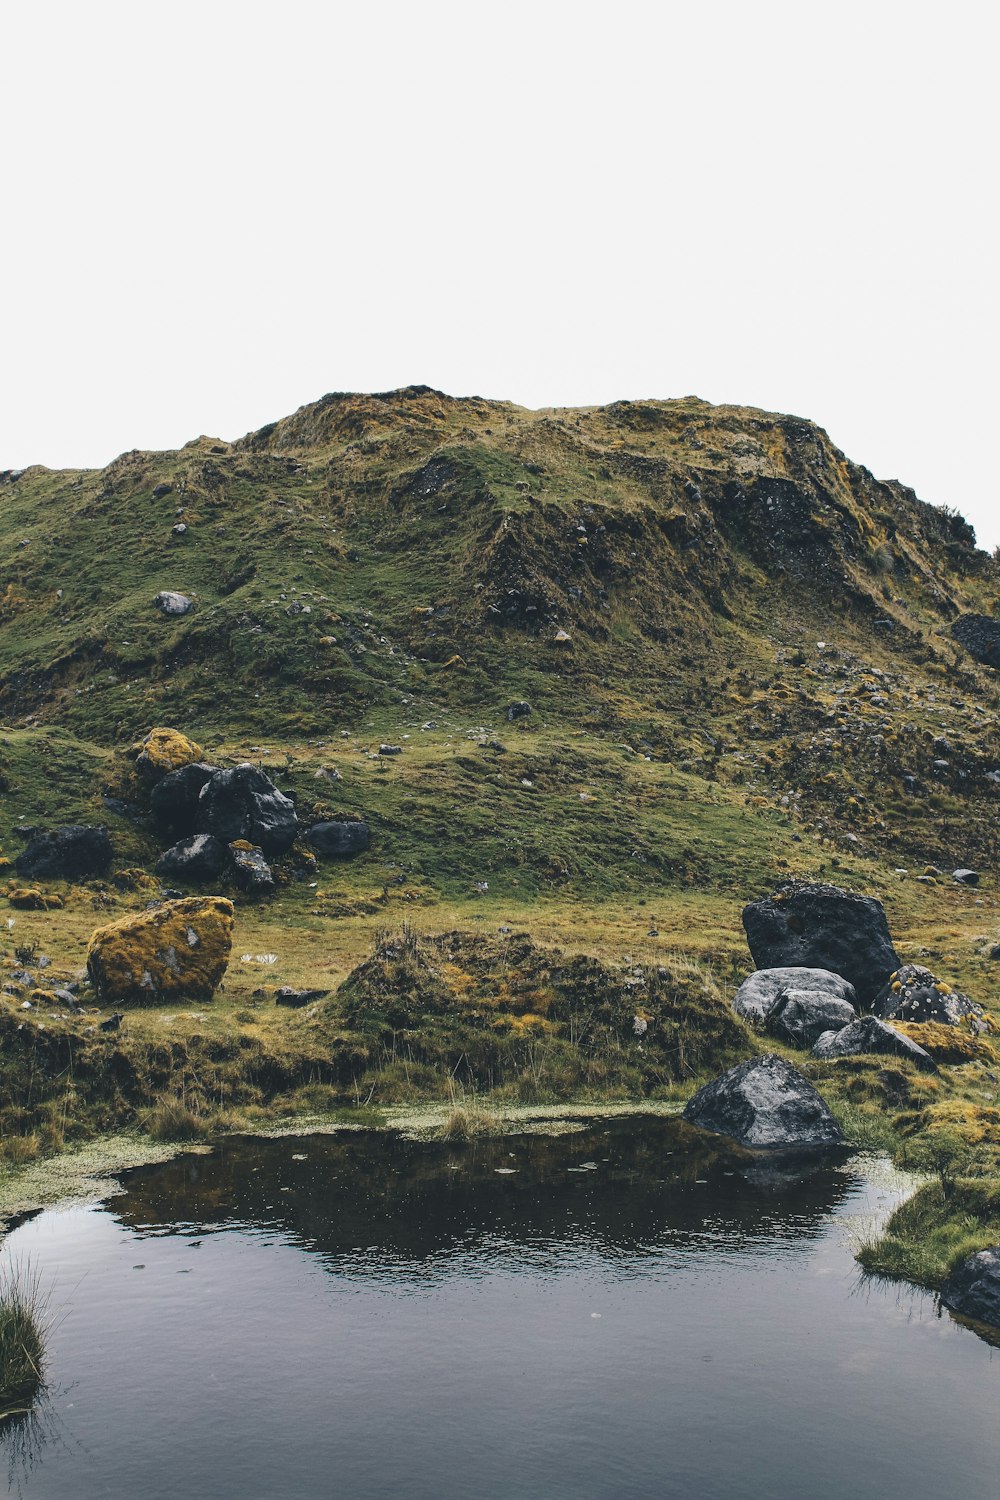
[15,825,112,881]
[155,834,228,883]
[274,986,329,1008]
[764,989,858,1049]
[683,1053,844,1151]
[152,483,173,499]
[150,762,217,836]
[871,963,985,1028]
[951,614,1000,671]
[507,701,532,721]
[153,590,195,616]
[742,882,899,1007]
[953,868,979,886]
[734,966,857,1022]
[229,844,275,894]
[811,1015,937,1071]
[307,820,370,857]
[197,764,298,854]
[941,1246,1000,1329]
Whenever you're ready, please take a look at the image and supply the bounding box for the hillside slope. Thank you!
[1,387,997,876]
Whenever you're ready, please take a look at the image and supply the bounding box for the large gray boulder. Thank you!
[150,762,218,836]
[734,966,857,1023]
[811,1015,937,1071]
[15,825,112,881]
[764,989,858,1049]
[197,764,298,855]
[307,820,370,857]
[742,883,899,1007]
[683,1053,844,1151]
[155,834,227,883]
[941,1247,1000,1329]
[871,963,986,1029]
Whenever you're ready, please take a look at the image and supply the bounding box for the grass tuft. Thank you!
[0,1261,47,1414]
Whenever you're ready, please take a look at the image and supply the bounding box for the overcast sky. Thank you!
[3,1,997,549]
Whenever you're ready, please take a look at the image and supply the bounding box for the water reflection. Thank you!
[111,1118,855,1274]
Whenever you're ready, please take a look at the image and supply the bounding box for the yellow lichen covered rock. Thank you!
[87,896,234,1006]
[132,727,204,782]
[7,886,63,910]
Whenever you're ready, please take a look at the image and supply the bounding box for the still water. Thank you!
[1,1119,997,1500]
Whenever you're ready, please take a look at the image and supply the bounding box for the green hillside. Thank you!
[1,388,999,1290]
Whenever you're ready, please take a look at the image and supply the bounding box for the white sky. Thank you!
[2,1,997,549]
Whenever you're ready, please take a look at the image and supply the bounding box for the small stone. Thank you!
[153,591,195,616]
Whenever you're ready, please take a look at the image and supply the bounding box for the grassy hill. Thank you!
[1,387,999,1288]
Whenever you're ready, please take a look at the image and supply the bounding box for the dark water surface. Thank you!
[2,1119,998,1500]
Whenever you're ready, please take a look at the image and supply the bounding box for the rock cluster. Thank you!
[735,882,983,1073]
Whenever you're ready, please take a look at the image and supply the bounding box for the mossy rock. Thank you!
[132,727,204,782]
[7,886,63,910]
[894,1021,999,1066]
[87,896,234,1006]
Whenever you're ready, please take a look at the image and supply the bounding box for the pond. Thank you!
[1,1118,997,1499]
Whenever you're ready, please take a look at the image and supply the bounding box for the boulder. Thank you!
[307,820,370,857]
[953,869,979,886]
[941,1246,1000,1329]
[150,762,218,835]
[683,1053,844,1151]
[871,963,986,1028]
[275,986,329,1008]
[133,727,204,783]
[87,896,234,1005]
[153,591,194,616]
[951,614,1000,671]
[742,882,899,1007]
[155,834,228,883]
[14,825,112,881]
[811,1015,937,1071]
[228,843,275,894]
[506,701,532,721]
[764,989,858,1049]
[734,966,857,1023]
[197,764,298,854]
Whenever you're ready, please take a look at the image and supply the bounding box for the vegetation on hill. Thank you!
[1,388,998,1303]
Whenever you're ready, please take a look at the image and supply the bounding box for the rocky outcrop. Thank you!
[764,989,858,1049]
[307,820,370,857]
[951,614,1000,670]
[683,1053,844,1150]
[197,764,298,854]
[133,727,205,782]
[811,1015,937,1070]
[941,1247,1000,1329]
[155,834,228,883]
[742,883,899,1007]
[871,964,987,1029]
[734,966,857,1023]
[14,825,112,881]
[150,762,217,835]
[87,896,234,1005]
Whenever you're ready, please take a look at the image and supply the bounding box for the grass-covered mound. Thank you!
[324,926,756,1101]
